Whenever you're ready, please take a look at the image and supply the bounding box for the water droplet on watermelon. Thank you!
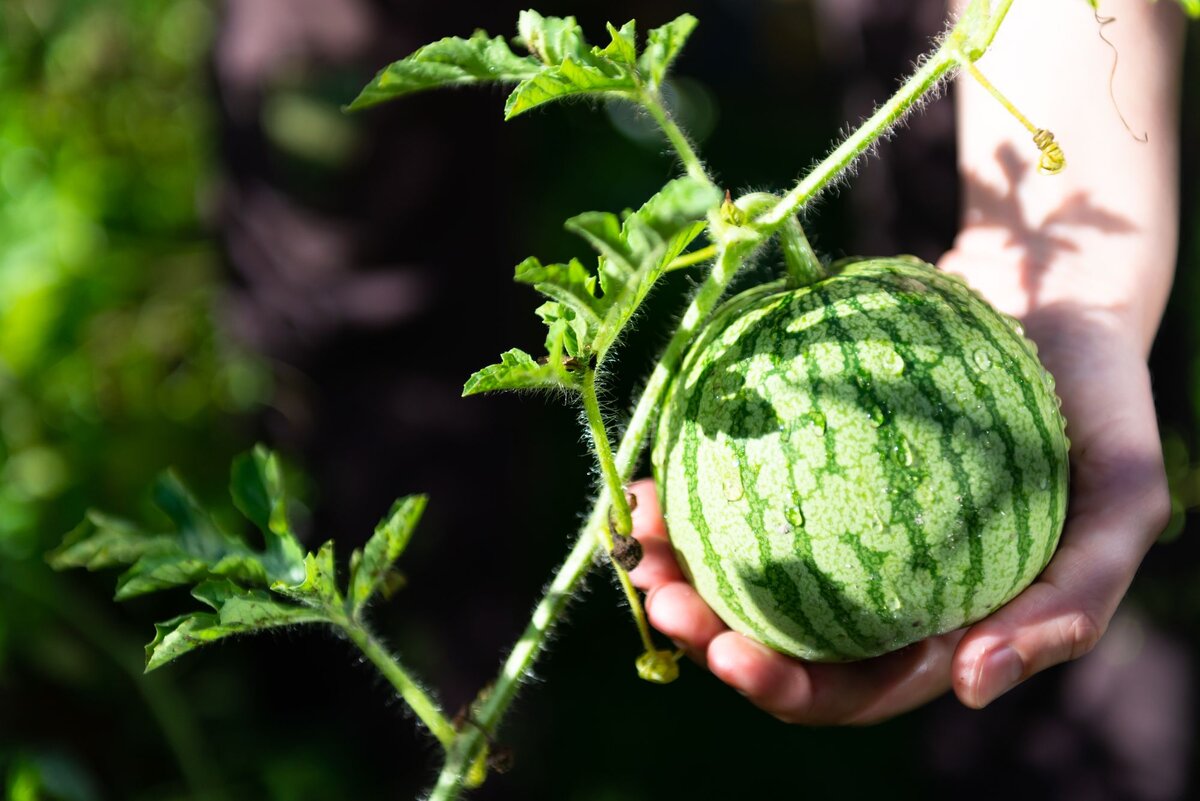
[801,411,826,433]
[868,404,886,427]
[913,512,925,527]
[892,437,915,467]
[972,349,992,370]
[1039,476,1050,491]
[1008,318,1026,337]
[1042,371,1056,391]
[786,506,805,528]
[885,591,903,612]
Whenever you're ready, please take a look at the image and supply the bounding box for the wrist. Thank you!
[944,222,1175,355]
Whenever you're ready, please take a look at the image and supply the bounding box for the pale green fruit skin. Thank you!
[652,257,1069,662]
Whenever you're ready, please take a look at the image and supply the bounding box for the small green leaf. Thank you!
[230,446,306,584]
[347,495,428,614]
[504,57,636,119]
[597,21,638,65]
[145,581,325,671]
[462,348,580,396]
[505,11,640,119]
[47,512,174,571]
[345,30,542,111]
[514,257,603,326]
[273,541,340,605]
[516,11,591,65]
[464,176,719,397]
[638,14,698,89]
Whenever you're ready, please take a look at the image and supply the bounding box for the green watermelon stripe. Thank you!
[728,438,847,655]
[812,286,947,627]
[865,274,1036,597]
[926,276,1066,568]
[837,530,890,625]
[679,367,786,651]
[844,290,988,618]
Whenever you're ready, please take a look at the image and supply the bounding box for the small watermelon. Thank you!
[652,257,1069,662]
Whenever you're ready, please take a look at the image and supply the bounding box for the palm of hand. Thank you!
[629,249,1170,724]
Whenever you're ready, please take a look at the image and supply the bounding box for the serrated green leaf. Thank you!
[53,451,319,600]
[47,512,175,571]
[462,348,580,396]
[504,56,636,119]
[272,540,340,605]
[515,257,603,325]
[517,11,591,65]
[230,446,306,584]
[505,11,641,119]
[145,581,325,671]
[345,30,542,111]
[115,554,211,601]
[597,21,638,65]
[638,14,698,89]
[467,176,718,396]
[347,495,428,615]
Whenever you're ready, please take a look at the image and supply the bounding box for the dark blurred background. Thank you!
[0,1,1197,799]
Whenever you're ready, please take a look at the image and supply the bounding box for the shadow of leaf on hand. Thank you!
[963,143,1137,308]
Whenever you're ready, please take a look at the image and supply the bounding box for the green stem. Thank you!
[665,243,718,272]
[779,215,824,288]
[638,88,710,184]
[757,0,1015,234]
[581,368,632,538]
[580,366,662,658]
[335,616,456,749]
[757,50,957,231]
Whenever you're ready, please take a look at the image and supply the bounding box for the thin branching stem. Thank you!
[639,88,711,185]
[334,614,456,749]
[779,214,824,288]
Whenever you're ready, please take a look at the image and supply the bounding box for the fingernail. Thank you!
[975,646,1024,707]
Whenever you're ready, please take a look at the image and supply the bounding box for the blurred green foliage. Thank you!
[0,0,267,796]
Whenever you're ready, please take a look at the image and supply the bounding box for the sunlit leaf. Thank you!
[347,495,428,615]
[345,31,541,111]
[638,15,698,89]
[230,446,306,584]
[463,176,718,396]
[462,348,581,396]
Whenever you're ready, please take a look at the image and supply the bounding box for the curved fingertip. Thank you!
[644,582,726,654]
[706,632,812,721]
[627,535,684,589]
[628,479,668,541]
[953,637,1024,709]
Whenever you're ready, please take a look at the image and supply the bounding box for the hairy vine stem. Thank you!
[638,87,711,184]
[333,613,456,749]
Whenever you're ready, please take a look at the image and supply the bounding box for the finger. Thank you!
[628,479,667,540]
[626,479,684,589]
[953,449,1169,708]
[627,535,684,589]
[644,581,727,664]
[706,630,962,726]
